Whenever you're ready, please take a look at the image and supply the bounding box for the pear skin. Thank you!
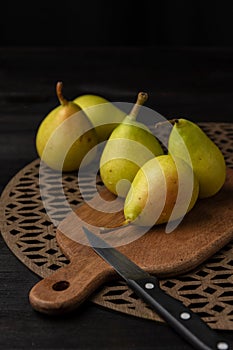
[124,155,199,227]
[100,123,164,196]
[36,82,98,172]
[73,94,126,142]
[99,93,164,197]
[168,118,226,198]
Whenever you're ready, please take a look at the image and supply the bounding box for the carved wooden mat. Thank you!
[1,122,233,330]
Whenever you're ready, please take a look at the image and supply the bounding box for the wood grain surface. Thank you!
[29,168,233,314]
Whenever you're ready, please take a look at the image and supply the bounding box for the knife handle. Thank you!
[127,277,231,350]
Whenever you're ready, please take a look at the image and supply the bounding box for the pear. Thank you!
[124,155,199,228]
[99,92,164,197]
[36,82,98,172]
[168,118,226,198]
[73,94,126,142]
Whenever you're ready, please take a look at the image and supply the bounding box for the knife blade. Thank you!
[83,226,231,350]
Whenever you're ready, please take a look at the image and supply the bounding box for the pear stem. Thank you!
[56,81,68,106]
[154,118,178,129]
[99,219,131,233]
[128,92,148,121]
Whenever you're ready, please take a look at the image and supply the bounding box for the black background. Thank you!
[1,1,233,47]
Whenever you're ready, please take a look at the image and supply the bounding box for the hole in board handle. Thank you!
[52,280,70,291]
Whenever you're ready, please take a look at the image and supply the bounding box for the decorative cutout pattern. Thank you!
[0,122,233,329]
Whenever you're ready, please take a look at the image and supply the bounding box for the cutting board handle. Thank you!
[29,257,113,314]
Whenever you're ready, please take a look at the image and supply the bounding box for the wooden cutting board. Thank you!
[29,168,233,315]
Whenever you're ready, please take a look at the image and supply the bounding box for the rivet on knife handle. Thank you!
[127,276,230,350]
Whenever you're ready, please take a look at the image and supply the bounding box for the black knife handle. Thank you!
[127,276,231,350]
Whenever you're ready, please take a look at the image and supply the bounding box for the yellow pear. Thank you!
[168,118,226,198]
[99,92,164,197]
[124,155,199,227]
[36,82,98,172]
[73,94,126,142]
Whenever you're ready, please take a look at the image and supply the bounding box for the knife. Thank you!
[83,226,231,350]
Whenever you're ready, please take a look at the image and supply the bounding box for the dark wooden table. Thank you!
[0,46,233,349]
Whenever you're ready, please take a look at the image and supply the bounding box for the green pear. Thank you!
[73,94,126,142]
[99,92,164,197]
[36,82,98,172]
[124,155,199,227]
[168,118,226,198]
